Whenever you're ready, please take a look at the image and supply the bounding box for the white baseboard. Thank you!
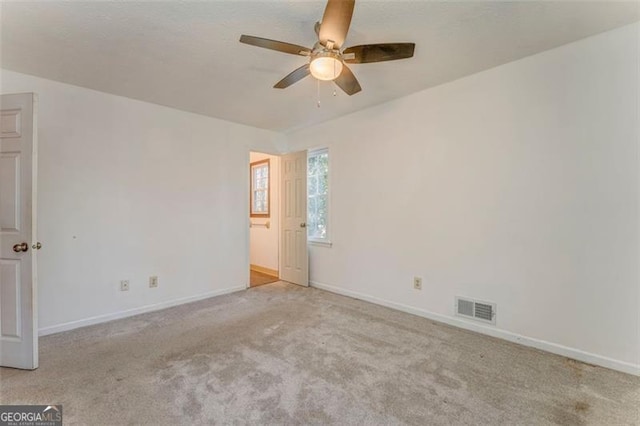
[39,285,246,337]
[310,280,639,377]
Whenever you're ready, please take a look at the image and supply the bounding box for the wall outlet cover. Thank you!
[413,277,422,290]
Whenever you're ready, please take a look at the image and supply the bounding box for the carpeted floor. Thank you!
[1,282,638,425]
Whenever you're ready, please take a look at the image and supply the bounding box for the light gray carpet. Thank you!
[1,282,638,425]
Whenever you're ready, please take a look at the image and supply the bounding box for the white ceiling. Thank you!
[1,1,638,132]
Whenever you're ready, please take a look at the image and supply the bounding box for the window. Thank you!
[250,159,270,217]
[307,148,329,242]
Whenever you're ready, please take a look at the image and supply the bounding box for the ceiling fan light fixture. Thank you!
[309,53,343,81]
[240,0,415,95]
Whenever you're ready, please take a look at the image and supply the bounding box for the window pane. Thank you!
[317,153,328,174]
[317,194,327,216]
[251,161,270,216]
[308,196,317,219]
[262,165,269,189]
[253,189,270,213]
[318,172,327,194]
[307,149,329,240]
[308,176,317,196]
[308,156,317,176]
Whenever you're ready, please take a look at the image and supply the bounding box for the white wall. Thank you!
[1,23,637,375]
[287,24,639,373]
[249,152,279,272]
[0,69,281,333]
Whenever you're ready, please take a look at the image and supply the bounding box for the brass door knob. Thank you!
[32,242,42,250]
[13,242,28,253]
[300,223,306,228]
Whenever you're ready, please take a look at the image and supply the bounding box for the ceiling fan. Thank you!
[239,0,415,96]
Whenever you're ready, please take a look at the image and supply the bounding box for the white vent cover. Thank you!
[455,297,496,325]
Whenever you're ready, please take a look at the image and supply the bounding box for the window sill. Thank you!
[308,240,332,248]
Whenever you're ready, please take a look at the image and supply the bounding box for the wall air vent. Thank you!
[455,297,496,325]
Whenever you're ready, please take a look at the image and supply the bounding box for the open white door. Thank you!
[280,151,308,286]
[0,93,38,369]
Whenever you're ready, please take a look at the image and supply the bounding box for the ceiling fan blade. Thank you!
[333,64,361,96]
[343,43,415,64]
[318,0,355,49]
[274,64,311,89]
[240,35,311,56]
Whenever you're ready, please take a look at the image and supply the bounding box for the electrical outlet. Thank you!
[413,277,422,290]
[149,276,158,288]
[120,280,130,291]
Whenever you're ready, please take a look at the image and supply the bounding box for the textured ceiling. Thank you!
[1,1,638,132]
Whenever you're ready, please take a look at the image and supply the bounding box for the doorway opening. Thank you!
[249,151,280,287]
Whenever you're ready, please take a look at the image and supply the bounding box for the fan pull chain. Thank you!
[332,60,338,97]
[317,79,321,108]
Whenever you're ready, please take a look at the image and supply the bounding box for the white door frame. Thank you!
[244,148,309,288]
[245,149,281,288]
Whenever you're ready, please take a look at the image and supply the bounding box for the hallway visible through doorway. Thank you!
[249,151,280,287]
[250,270,278,287]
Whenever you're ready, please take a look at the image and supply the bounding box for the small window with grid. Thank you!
[250,159,270,217]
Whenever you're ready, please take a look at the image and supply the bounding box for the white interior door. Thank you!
[0,93,38,370]
[280,151,308,286]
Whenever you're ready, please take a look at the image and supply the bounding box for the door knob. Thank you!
[13,242,28,253]
[32,242,42,250]
[300,223,306,228]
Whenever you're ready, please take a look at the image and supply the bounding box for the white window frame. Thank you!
[307,147,331,247]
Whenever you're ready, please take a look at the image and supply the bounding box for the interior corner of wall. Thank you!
[273,133,293,154]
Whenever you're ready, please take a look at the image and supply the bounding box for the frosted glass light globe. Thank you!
[310,56,343,81]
